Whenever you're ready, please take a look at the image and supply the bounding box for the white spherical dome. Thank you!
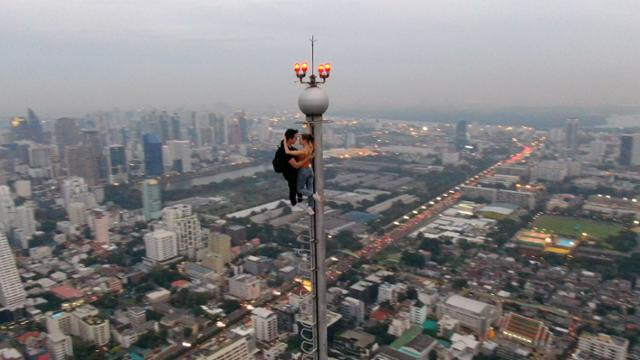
[298,86,329,116]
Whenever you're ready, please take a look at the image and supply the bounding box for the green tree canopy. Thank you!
[401,251,425,268]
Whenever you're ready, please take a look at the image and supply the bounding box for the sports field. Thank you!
[532,215,623,240]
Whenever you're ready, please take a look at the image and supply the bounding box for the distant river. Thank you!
[163,164,271,190]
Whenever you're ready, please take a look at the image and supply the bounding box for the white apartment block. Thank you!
[252,307,278,342]
[162,204,202,259]
[577,333,628,360]
[436,295,498,339]
[229,274,260,301]
[194,337,251,360]
[70,305,111,346]
[410,302,428,324]
[144,229,178,263]
[377,282,397,304]
[46,332,73,360]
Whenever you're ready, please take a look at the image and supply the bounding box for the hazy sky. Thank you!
[1,0,639,116]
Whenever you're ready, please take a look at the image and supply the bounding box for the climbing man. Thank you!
[279,128,313,211]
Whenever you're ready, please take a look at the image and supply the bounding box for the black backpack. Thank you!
[272,145,286,173]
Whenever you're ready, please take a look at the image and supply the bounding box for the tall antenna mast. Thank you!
[311,36,316,75]
[293,38,331,360]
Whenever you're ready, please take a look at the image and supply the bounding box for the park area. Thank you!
[532,215,623,241]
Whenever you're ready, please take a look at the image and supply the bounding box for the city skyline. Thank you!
[0,108,638,359]
[1,2,640,359]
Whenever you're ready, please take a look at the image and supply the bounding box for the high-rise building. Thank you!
[13,141,31,165]
[142,179,162,222]
[61,177,96,211]
[13,180,31,199]
[377,282,397,304]
[202,252,226,273]
[227,119,242,145]
[619,133,640,166]
[70,305,111,346]
[121,128,130,146]
[170,113,181,140]
[0,233,27,309]
[144,229,178,263]
[54,118,80,158]
[339,297,365,326]
[68,202,88,226]
[66,145,101,186]
[46,332,74,360]
[410,301,428,325]
[566,118,579,155]
[252,307,278,342]
[189,112,201,147]
[143,133,164,176]
[159,111,171,142]
[589,139,607,163]
[455,120,468,150]
[11,109,44,143]
[9,116,29,142]
[208,232,232,263]
[577,333,628,360]
[162,204,202,258]
[274,304,297,334]
[0,186,16,233]
[81,127,100,144]
[107,145,128,184]
[28,145,52,168]
[46,312,73,334]
[162,145,172,168]
[27,108,45,143]
[92,210,110,244]
[14,204,37,246]
[127,306,146,332]
[210,113,226,145]
[81,129,107,181]
[229,274,260,300]
[166,140,192,173]
[235,111,250,143]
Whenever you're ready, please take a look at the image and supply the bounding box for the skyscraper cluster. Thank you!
[2,108,258,199]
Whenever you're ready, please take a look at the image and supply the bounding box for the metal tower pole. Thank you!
[309,114,328,360]
[294,39,331,360]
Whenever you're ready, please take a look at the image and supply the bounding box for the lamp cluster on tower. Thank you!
[294,62,332,83]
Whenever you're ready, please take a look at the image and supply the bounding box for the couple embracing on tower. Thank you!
[272,128,321,215]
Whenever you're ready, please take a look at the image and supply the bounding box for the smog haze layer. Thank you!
[1,0,639,117]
